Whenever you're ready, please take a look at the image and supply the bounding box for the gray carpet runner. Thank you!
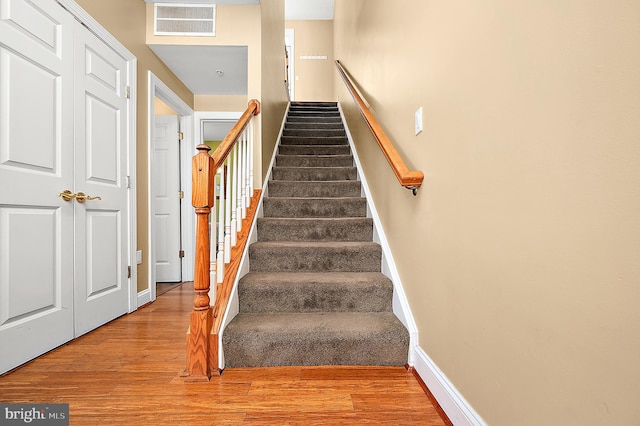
[222,102,409,367]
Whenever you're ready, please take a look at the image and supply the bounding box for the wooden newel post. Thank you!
[186,144,215,381]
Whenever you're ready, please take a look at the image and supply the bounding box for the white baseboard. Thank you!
[413,346,487,426]
[137,289,152,308]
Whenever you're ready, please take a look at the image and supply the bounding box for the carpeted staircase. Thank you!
[222,102,409,367]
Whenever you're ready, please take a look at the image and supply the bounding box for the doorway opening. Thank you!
[147,72,194,304]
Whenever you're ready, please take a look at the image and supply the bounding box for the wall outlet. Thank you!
[415,107,423,135]
[136,250,143,265]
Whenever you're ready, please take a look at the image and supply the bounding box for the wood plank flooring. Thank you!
[0,282,447,425]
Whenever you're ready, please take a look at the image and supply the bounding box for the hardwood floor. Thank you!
[0,282,447,425]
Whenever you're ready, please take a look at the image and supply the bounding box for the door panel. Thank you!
[0,0,74,374]
[154,115,182,282]
[73,20,129,336]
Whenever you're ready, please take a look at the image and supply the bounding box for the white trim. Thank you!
[414,346,487,426]
[57,0,138,313]
[337,103,419,365]
[57,0,135,60]
[285,28,295,101]
[148,72,195,295]
[137,288,153,308]
[127,59,138,313]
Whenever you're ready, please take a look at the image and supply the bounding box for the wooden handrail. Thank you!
[185,99,260,381]
[211,99,260,169]
[335,60,424,194]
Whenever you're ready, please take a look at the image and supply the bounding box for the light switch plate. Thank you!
[136,250,143,265]
[415,107,423,135]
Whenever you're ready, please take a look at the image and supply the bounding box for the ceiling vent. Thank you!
[154,3,216,36]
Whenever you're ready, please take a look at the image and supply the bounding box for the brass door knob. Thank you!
[57,190,76,202]
[75,192,102,203]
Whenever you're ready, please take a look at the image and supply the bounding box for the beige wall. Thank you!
[286,20,335,101]
[76,0,193,293]
[146,4,262,108]
[334,1,640,425]
[260,0,289,178]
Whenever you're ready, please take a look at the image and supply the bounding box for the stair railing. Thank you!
[335,60,424,195]
[185,99,260,381]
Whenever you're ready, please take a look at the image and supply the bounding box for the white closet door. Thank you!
[0,0,75,374]
[72,18,130,336]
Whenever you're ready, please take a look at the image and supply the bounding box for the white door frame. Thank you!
[58,0,138,313]
[147,72,194,304]
[285,28,295,101]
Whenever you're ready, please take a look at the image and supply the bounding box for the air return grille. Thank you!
[154,3,216,36]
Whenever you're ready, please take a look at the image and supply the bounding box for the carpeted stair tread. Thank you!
[283,129,346,137]
[285,122,345,130]
[286,116,342,124]
[280,136,348,145]
[268,180,361,197]
[271,166,357,181]
[263,197,367,218]
[275,154,354,168]
[249,241,381,272]
[278,145,352,156]
[222,312,409,367]
[238,271,393,313]
[257,217,373,241]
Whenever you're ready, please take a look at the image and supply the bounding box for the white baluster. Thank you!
[216,166,225,283]
[246,120,254,205]
[224,156,232,262]
[208,217,216,305]
[230,143,239,245]
[236,134,244,231]
[241,130,248,220]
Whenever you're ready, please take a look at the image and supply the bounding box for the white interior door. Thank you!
[0,0,75,373]
[73,19,129,336]
[0,0,133,373]
[153,114,182,283]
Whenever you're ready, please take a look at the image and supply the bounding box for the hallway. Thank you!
[0,282,447,425]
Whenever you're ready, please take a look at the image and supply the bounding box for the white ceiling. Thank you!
[148,0,334,96]
[149,45,248,95]
[285,0,334,20]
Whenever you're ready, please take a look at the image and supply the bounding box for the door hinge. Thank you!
[178,131,184,141]
[128,266,131,278]
[126,176,131,189]
[125,85,130,99]
[179,250,185,258]
[178,191,184,199]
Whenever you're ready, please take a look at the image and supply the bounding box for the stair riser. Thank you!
[257,218,373,242]
[280,136,348,146]
[283,129,346,138]
[286,116,342,123]
[238,281,392,313]
[249,244,381,273]
[263,198,367,218]
[278,145,351,156]
[268,181,361,197]
[224,341,408,367]
[275,155,353,168]
[289,104,339,112]
[288,111,341,117]
[271,167,357,182]
[291,102,337,107]
[285,122,345,130]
